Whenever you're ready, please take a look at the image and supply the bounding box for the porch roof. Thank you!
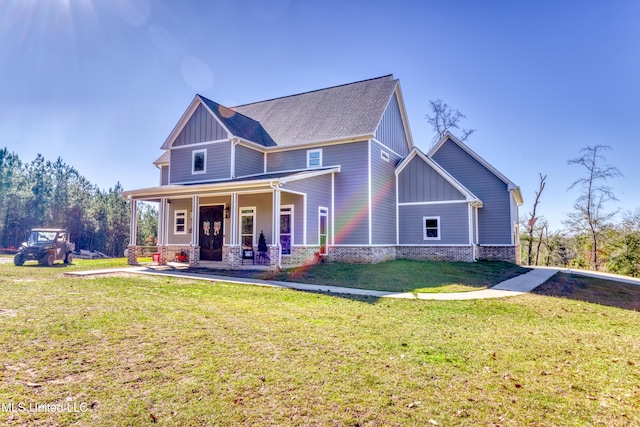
[120,167,340,200]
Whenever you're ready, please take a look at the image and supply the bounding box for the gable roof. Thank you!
[396,147,482,206]
[427,132,523,206]
[231,75,400,147]
[199,96,276,147]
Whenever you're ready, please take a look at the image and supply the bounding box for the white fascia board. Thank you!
[370,83,414,152]
[393,83,414,149]
[278,167,340,184]
[395,147,481,204]
[161,96,233,150]
[428,132,522,198]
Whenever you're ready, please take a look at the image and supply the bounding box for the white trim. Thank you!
[467,203,473,246]
[170,139,230,150]
[192,196,199,246]
[395,147,482,205]
[423,216,441,241]
[280,204,294,255]
[371,83,414,150]
[307,148,322,168]
[331,172,335,246]
[174,209,187,235]
[303,193,308,245]
[398,200,471,206]
[367,140,372,245]
[475,206,479,245]
[428,132,523,205]
[395,172,399,245]
[318,206,329,255]
[230,139,236,178]
[239,206,256,249]
[371,137,402,158]
[191,149,207,175]
[122,168,339,199]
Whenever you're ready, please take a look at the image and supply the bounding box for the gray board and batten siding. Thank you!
[397,155,466,203]
[371,140,401,245]
[173,104,228,147]
[374,92,410,157]
[281,174,332,247]
[235,144,264,177]
[398,203,470,245]
[431,138,512,244]
[170,141,232,184]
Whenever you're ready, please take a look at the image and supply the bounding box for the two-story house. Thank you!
[121,75,523,269]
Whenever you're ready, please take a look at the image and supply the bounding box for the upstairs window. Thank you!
[307,149,322,168]
[423,216,440,240]
[192,149,206,174]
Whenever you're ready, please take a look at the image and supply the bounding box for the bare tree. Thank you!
[426,99,475,144]
[523,173,547,265]
[565,145,623,270]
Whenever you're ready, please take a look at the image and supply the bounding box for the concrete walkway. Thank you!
[67,265,569,301]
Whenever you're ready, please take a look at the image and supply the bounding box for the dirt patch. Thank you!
[533,273,640,311]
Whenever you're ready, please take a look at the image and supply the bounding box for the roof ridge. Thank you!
[231,74,395,109]
[197,94,261,124]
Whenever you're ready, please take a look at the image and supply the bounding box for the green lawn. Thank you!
[0,261,639,426]
[214,259,531,293]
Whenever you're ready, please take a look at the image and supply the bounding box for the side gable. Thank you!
[173,103,228,147]
[161,96,231,149]
[428,135,519,245]
[428,133,523,205]
[374,86,412,156]
[396,148,481,204]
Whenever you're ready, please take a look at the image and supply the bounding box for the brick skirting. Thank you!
[396,246,475,262]
[327,246,397,264]
[476,245,517,263]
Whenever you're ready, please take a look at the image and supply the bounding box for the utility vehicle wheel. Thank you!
[43,253,54,267]
[64,253,73,264]
[13,254,24,266]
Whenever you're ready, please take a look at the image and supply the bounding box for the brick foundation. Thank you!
[476,246,517,263]
[224,245,241,269]
[396,245,474,262]
[327,246,397,264]
[281,246,322,267]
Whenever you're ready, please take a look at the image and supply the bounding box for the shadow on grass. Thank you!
[532,273,640,312]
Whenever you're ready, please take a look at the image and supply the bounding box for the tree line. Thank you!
[0,149,157,257]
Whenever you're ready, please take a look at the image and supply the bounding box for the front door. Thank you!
[199,206,224,261]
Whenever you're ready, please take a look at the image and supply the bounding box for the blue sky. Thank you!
[1,0,639,231]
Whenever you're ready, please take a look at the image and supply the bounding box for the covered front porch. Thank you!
[122,170,336,271]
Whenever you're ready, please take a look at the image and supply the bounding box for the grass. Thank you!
[205,259,531,293]
[533,273,640,311]
[0,261,639,425]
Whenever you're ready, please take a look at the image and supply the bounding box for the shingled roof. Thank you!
[231,75,399,147]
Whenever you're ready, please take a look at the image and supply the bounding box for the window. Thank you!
[280,206,293,255]
[423,216,440,240]
[192,149,206,174]
[381,150,390,162]
[240,207,255,249]
[174,210,187,234]
[307,149,322,168]
[319,207,328,255]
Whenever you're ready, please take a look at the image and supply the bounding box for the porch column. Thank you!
[129,199,137,247]
[158,198,166,246]
[127,199,138,265]
[191,196,199,246]
[272,185,282,269]
[230,192,238,245]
